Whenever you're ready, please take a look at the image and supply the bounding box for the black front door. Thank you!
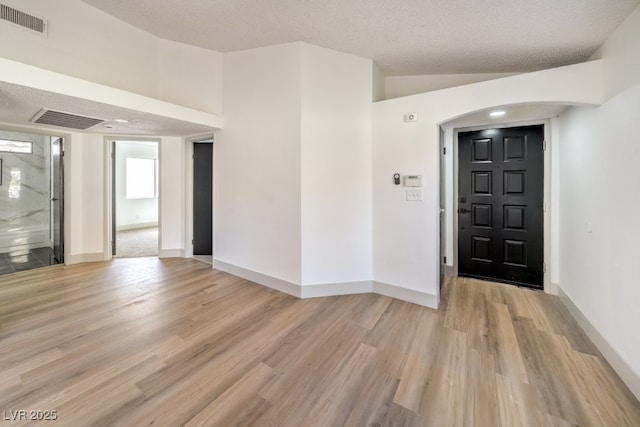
[193,142,213,256]
[458,125,544,288]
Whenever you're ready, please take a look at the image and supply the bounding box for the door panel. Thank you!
[193,143,213,256]
[51,137,64,263]
[458,125,544,288]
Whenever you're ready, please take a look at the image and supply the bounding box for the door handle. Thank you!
[458,207,470,214]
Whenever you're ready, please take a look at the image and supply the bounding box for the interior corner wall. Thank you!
[300,43,373,286]
[557,4,640,396]
[0,0,224,113]
[215,43,303,285]
[372,62,386,102]
[596,4,640,100]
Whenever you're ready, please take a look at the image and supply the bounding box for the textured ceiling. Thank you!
[0,81,216,136]
[81,0,640,75]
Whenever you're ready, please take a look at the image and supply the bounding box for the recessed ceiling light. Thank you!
[490,110,506,117]
[114,119,129,123]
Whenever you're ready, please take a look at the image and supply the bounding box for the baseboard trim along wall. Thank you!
[558,286,640,400]
[212,259,439,309]
[115,222,159,231]
[158,249,184,258]
[444,265,454,277]
[374,281,439,309]
[213,260,302,297]
[66,252,107,265]
[300,281,374,298]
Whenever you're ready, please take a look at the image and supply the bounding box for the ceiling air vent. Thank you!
[0,3,47,36]
[31,109,106,130]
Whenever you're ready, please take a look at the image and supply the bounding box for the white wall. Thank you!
[372,63,386,102]
[0,0,159,97]
[372,61,603,307]
[0,0,223,114]
[590,5,640,100]
[216,42,376,294]
[158,137,186,256]
[61,132,105,260]
[157,39,224,115]
[385,73,519,99]
[115,141,158,230]
[558,5,640,397]
[300,44,373,286]
[216,43,303,285]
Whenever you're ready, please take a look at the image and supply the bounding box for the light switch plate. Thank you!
[406,189,423,201]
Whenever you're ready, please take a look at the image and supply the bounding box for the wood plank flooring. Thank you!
[0,258,638,426]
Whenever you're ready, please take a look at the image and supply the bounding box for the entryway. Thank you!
[111,140,159,258]
[457,125,544,289]
[192,140,213,264]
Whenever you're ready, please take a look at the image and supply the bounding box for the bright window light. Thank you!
[126,158,157,199]
[0,139,32,154]
[9,169,21,199]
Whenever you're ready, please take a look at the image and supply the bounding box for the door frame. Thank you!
[452,119,553,293]
[103,137,161,260]
[51,136,65,263]
[184,133,215,261]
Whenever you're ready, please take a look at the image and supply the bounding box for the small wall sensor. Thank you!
[404,112,418,122]
[393,173,401,185]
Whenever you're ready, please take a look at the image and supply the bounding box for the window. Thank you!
[126,158,157,199]
[0,139,33,154]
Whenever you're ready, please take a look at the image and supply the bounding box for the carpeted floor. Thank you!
[116,227,158,257]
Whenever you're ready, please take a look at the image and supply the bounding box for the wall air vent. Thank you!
[31,109,106,130]
[0,3,47,36]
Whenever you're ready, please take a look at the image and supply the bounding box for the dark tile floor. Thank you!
[0,247,59,275]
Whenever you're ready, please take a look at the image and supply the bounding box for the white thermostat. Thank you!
[404,175,422,187]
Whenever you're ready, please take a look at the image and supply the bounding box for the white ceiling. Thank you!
[81,0,640,75]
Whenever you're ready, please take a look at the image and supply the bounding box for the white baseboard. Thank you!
[374,281,439,309]
[300,281,374,298]
[66,252,107,265]
[213,259,301,297]
[444,265,454,277]
[158,249,184,258]
[115,222,158,231]
[212,259,439,309]
[558,286,640,400]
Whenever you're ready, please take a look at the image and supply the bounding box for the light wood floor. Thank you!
[0,258,638,426]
